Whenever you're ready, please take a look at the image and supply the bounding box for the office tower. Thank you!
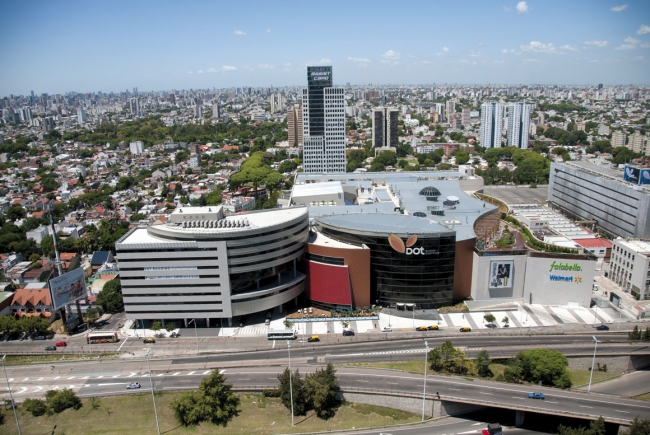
[433,103,445,122]
[461,107,471,128]
[372,107,399,149]
[212,103,221,119]
[169,94,176,104]
[302,66,346,173]
[479,102,505,148]
[194,105,202,118]
[445,100,456,122]
[598,83,603,90]
[77,108,87,123]
[133,87,138,96]
[129,98,139,115]
[507,102,531,149]
[612,130,626,148]
[287,104,303,146]
[130,141,144,155]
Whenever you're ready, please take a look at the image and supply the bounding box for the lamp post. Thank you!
[412,304,417,328]
[421,341,429,422]
[1,355,22,435]
[588,336,601,393]
[145,349,161,435]
[287,340,294,427]
[188,319,199,354]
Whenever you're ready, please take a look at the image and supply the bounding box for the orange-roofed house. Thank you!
[10,288,53,318]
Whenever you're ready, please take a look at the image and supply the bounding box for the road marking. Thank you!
[615,410,630,413]
[33,387,42,392]
[117,336,129,352]
[82,376,90,379]
[157,374,164,377]
[69,385,75,388]
[37,377,43,381]
[546,401,558,404]
[96,376,103,379]
[112,375,120,378]
[187,371,195,375]
[580,405,593,408]
[203,370,211,375]
[219,369,226,374]
[449,388,461,391]
[472,423,482,426]
[237,378,250,381]
[127,374,136,378]
[512,396,522,399]
[17,387,27,394]
[357,380,369,383]
[22,377,29,381]
[97,383,123,386]
[479,392,492,395]
[388,382,399,385]
[54,376,60,380]
[171,372,181,376]
[459,431,478,434]
[67,376,75,379]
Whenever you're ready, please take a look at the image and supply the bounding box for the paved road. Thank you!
[590,368,650,397]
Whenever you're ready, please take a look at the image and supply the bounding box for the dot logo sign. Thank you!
[388,234,440,256]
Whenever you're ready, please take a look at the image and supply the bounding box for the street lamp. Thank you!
[1,355,22,435]
[421,341,429,422]
[588,336,601,393]
[287,340,294,427]
[144,349,161,435]
[188,319,199,354]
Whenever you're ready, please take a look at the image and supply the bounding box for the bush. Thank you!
[262,389,280,398]
[24,398,47,417]
[45,388,82,413]
[0,408,5,425]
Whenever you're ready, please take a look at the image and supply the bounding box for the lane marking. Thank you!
[37,377,43,381]
[357,380,369,383]
[97,383,123,386]
[96,376,103,379]
[67,376,76,380]
[22,378,29,381]
[203,370,211,375]
[53,376,60,380]
[82,376,90,379]
[127,374,136,378]
[171,372,181,376]
[33,387,43,392]
[117,337,129,352]
[546,401,558,404]
[580,405,593,409]
[479,392,492,395]
[157,374,164,377]
[388,382,399,385]
[187,371,195,375]
[112,375,120,378]
[219,369,226,374]
[615,410,630,413]
[237,378,250,381]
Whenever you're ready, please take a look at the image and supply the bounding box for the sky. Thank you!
[1,0,649,96]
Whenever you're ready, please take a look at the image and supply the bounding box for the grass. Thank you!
[635,392,650,401]
[569,369,621,387]
[340,360,428,375]
[438,302,469,313]
[4,353,118,366]
[0,393,421,435]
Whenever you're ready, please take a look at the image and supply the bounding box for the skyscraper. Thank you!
[461,107,471,128]
[77,108,86,124]
[372,107,399,149]
[479,102,505,148]
[302,66,346,173]
[445,100,456,122]
[507,102,531,149]
[287,104,303,146]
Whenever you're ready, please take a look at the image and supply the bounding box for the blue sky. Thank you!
[1,0,649,95]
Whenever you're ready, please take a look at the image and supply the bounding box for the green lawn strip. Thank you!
[3,392,420,435]
[4,353,118,366]
[569,369,622,387]
[635,392,650,401]
[339,360,427,375]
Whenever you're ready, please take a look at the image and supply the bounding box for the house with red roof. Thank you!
[573,238,612,260]
[10,287,53,318]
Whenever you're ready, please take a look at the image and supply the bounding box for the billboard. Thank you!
[624,165,640,184]
[489,260,514,290]
[640,169,650,186]
[307,66,332,87]
[49,267,87,310]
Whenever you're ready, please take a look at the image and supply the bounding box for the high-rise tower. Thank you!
[507,102,531,149]
[302,66,346,173]
[287,104,303,146]
[372,107,399,149]
[479,102,505,148]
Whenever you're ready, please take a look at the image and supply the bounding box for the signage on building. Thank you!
[549,261,582,272]
[624,165,641,184]
[387,234,439,256]
[488,260,514,289]
[640,169,650,185]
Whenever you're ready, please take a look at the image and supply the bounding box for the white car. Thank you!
[126,382,141,389]
[382,327,392,332]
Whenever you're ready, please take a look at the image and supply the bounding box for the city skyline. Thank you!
[1,0,650,96]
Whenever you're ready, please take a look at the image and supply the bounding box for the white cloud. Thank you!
[186,71,192,74]
[382,50,401,59]
[560,45,579,51]
[221,65,237,71]
[641,42,650,48]
[615,44,636,50]
[611,4,628,12]
[257,64,274,69]
[523,58,541,63]
[615,36,648,50]
[637,24,650,35]
[520,41,558,53]
[625,37,641,44]
[493,60,506,64]
[442,47,450,52]
[469,51,482,57]
[516,1,529,13]
[266,29,272,34]
[197,70,204,74]
[347,57,371,63]
[501,48,516,53]
[584,40,609,47]
[284,63,291,67]
[635,56,645,60]
[233,30,246,36]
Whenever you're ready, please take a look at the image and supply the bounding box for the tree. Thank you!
[171,370,240,427]
[17,316,49,333]
[502,316,510,326]
[620,417,650,435]
[5,205,26,221]
[507,349,572,388]
[0,316,17,333]
[304,363,340,419]
[428,341,470,375]
[45,388,82,413]
[150,321,162,331]
[557,416,606,435]
[96,279,123,312]
[23,398,48,416]
[277,368,308,416]
[475,350,493,378]
[483,314,496,324]
[165,322,177,332]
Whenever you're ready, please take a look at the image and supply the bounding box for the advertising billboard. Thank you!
[624,165,640,184]
[488,260,514,290]
[49,267,87,310]
[307,66,332,87]
[640,169,650,186]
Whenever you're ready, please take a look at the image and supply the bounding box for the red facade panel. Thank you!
[304,261,352,305]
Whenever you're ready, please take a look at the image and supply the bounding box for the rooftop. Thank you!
[316,213,455,237]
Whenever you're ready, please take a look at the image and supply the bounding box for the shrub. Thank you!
[45,388,82,413]
[24,398,47,417]
[262,389,280,398]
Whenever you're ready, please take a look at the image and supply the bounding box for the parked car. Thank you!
[34,335,46,340]
[382,327,392,332]
[528,392,545,400]
[264,319,270,326]
[343,330,355,336]
[416,326,428,331]
[307,335,320,342]
[503,323,510,327]
[482,423,503,435]
[486,323,497,329]
[44,346,57,351]
[596,324,610,331]
[55,341,67,347]
[459,326,472,332]
[143,338,155,344]
[126,382,141,389]
[427,325,439,330]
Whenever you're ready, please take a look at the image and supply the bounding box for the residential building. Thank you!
[479,102,505,148]
[372,107,399,149]
[287,104,303,146]
[77,108,86,123]
[507,102,531,149]
[629,132,646,154]
[612,130,626,148]
[461,107,471,128]
[302,66,346,173]
[445,100,455,122]
[129,141,144,155]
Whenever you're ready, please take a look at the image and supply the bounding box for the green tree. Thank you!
[428,341,470,375]
[150,321,162,331]
[23,398,48,417]
[557,416,606,435]
[502,316,510,326]
[45,388,82,413]
[17,316,49,333]
[475,350,493,378]
[165,322,177,332]
[483,314,496,324]
[621,417,650,435]
[171,391,204,426]
[509,349,572,388]
[0,316,17,333]
[5,205,26,221]
[304,363,340,419]
[277,368,308,416]
[96,279,123,313]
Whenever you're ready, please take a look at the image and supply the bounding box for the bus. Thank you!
[86,332,119,344]
[267,329,296,340]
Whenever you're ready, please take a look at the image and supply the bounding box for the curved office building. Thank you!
[313,213,456,309]
[115,205,309,326]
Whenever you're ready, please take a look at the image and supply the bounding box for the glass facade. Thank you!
[317,224,456,308]
[306,66,332,137]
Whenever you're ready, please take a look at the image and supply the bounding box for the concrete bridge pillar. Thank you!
[515,410,525,427]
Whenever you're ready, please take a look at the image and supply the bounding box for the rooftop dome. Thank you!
[419,186,441,197]
[412,212,427,218]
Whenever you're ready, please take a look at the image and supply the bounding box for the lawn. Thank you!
[635,392,650,401]
[4,353,118,366]
[341,360,428,375]
[569,369,621,387]
[0,393,421,435]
